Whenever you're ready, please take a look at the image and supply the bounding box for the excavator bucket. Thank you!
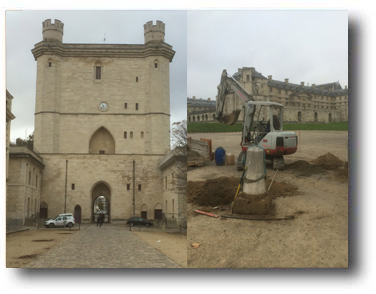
[220,110,241,125]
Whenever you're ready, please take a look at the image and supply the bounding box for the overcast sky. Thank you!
[187,10,348,100]
[6,10,187,141]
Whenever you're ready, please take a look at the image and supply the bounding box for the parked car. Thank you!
[126,217,153,227]
[45,214,75,228]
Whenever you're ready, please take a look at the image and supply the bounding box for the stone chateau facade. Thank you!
[6,19,186,229]
[188,67,348,124]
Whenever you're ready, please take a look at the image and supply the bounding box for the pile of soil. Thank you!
[311,152,344,170]
[188,177,299,207]
[286,153,344,177]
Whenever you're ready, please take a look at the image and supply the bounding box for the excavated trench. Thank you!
[188,152,348,214]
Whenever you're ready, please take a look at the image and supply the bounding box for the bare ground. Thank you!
[187,130,348,268]
[6,226,187,268]
[132,231,187,268]
[6,228,78,268]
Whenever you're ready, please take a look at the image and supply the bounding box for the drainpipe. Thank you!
[133,160,135,217]
[64,160,68,213]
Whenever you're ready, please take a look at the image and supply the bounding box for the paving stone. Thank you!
[25,224,181,268]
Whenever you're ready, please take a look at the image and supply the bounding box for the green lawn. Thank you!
[187,121,348,133]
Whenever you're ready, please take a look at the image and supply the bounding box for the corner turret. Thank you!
[42,19,64,42]
[144,20,165,44]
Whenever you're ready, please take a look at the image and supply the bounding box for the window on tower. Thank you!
[136,103,139,110]
[96,66,101,79]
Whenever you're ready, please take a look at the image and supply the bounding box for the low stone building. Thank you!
[187,97,216,123]
[7,146,44,228]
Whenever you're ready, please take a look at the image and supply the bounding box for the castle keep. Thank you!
[14,19,182,225]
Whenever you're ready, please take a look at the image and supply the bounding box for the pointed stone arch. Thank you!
[40,201,48,218]
[141,204,148,219]
[154,203,163,220]
[89,126,115,154]
[91,181,112,223]
[74,205,82,224]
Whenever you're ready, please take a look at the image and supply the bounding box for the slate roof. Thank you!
[232,69,267,81]
[187,98,216,108]
[267,79,348,97]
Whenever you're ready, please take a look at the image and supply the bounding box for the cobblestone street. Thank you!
[25,224,181,268]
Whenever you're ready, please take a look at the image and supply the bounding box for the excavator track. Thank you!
[272,156,285,170]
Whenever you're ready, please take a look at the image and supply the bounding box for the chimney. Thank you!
[301,82,305,87]
[208,98,211,101]
[285,78,289,85]
[193,96,196,100]
[345,86,348,89]
[268,75,272,81]
[312,84,316,89]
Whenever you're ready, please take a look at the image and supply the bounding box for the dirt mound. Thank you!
[286,160,311,170]
[188,177,299,207]
[311,152,344,170]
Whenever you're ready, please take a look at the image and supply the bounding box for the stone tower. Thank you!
[31,19,175,223]
[144,20,165,43]
[42,19,64,42]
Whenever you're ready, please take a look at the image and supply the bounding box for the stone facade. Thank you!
[28,19,177,224]
[187,97,216,123]
[7,146,44,228]
[6,90,15,181]
[188,67,348,125]
[230,67,348,123]
[158,149,187,228]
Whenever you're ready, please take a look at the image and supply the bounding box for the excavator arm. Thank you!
[215,69,254,125]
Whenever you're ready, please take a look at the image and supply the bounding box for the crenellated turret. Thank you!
[144,20,165,44]
[42,19,64,42]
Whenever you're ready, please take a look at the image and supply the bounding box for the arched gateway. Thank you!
[91,182,111,223]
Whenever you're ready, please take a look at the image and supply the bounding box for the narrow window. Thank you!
[141,131,144,138]
[165,177,167,189]
[96,66,101,79]
[127,184,130,190]
[246,75,250,82]
[49,62,52,67]
[124,131,127,139]
[155,62,158,68]
[136,77,138,82]
[28,171,31,185]
[135,103,139,110]
[99,150,105,154]
[269,87,272,93]
[138,184,141,191]
[124,103,127,109]
[36,175,38,188]
[172,199,174,219]
[71,183,75,190]
[130,131,133,138]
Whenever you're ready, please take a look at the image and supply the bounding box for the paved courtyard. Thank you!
[25,224,181,268]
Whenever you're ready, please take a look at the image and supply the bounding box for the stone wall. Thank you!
[39,154,165,223]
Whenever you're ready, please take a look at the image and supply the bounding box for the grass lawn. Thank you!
[188,121,348,133]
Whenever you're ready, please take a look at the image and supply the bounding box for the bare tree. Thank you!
[171,120,187,195]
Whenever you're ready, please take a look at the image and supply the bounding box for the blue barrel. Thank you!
[215,147,226,166]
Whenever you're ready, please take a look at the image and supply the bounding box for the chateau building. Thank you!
[7,19,186,228]
[188,67,348,124]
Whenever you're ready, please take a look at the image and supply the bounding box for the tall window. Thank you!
[135,103,139,110]
[124,131,127,139]
[96,66,101,79]
[124,103,128,109]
